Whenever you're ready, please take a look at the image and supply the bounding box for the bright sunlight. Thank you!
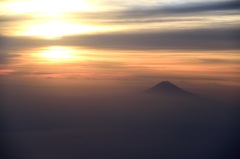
[42,46,76,61]
[3,0,92,13]
[24,21,98,39]
[3,0,101,38]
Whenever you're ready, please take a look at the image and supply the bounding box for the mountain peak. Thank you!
[156,81,179,89]
[145,81,191,95]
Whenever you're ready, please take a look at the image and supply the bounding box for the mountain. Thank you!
[144,81,192,96]
[144,81,219,105]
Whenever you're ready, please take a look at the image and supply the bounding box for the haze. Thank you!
[0,0,239,159]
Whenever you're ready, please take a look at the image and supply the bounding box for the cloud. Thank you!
[0,27,239,50]
[61,27,240,50]
[0,51,21,64]
[0,35,56,48]
[90,17,207,25]
[69,0,239,20]
[107,0,238,19]
[197,58,240,64]
[0,69,15,75]
[0,15,31,22]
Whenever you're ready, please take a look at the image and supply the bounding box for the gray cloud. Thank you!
[116,0,240,18]
[0,27,239,51]
[0,35,55,48]
[0,52,21,64]
[60,27,240,50]
[92,17,206,24]
[69,0,239,20]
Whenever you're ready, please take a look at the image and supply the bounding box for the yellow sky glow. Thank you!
[24,21,100,39]
[2,0,104,38]
[3,0,93,13]
[40,46,79,63]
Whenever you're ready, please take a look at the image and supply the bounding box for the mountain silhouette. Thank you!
[145,81,192,96]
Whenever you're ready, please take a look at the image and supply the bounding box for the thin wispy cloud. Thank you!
[61,1,239,19]
[106,0,240,19]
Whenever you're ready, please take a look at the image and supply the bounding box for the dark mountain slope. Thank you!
[145,81,192,96]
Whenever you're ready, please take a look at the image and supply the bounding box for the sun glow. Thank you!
[42,46,75,61]
[3,0,92,13]
[24,21,98,39]
[2,0,118,38]
[2,0,102,38]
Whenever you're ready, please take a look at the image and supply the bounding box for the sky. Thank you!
[0,0,239,90]
[0,1,240,159]
[0,0,239,94]
[0,0,239,41]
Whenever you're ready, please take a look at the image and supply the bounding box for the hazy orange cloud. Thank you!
[0,69,15,75]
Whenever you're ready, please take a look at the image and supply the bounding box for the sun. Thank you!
[42,46,75,61]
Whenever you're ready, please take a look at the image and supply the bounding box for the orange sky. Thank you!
[0,0,239,90]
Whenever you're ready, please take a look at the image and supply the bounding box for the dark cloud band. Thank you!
[61,27,240,50]
[0,27,239,50]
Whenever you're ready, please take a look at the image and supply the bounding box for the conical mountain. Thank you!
[145,81,192,96]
